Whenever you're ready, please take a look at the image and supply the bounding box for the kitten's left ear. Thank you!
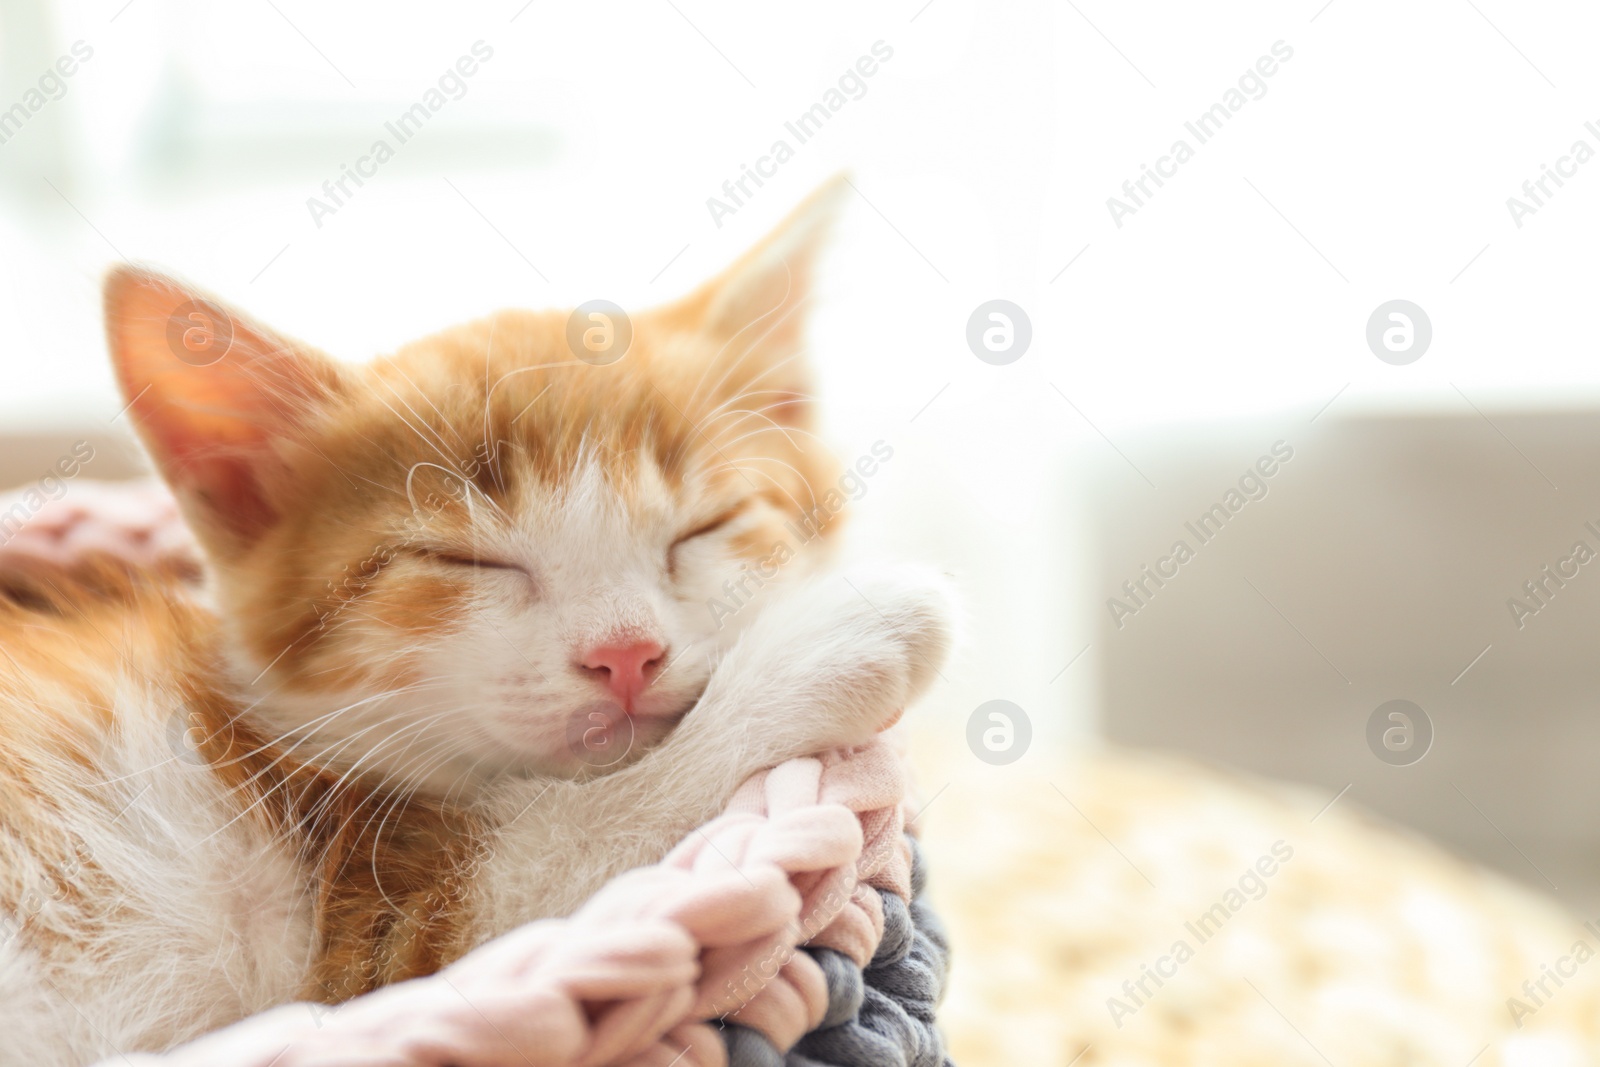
[103,267,346,555]
[662,175,847,424]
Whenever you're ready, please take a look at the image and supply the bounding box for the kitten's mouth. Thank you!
[555,686,703,777]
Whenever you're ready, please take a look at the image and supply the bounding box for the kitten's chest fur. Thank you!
[268,769,481,1001]
[0,574,481,1055]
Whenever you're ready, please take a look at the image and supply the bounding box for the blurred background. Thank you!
[6,0,1600,952]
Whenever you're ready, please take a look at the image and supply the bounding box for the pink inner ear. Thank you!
[173,454,278,542]
[106,269,344,550]
[130,371,287,545]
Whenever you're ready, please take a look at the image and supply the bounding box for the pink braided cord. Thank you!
[113,735,912,1067]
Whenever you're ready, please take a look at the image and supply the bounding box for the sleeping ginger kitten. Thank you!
[0,185,952,1065]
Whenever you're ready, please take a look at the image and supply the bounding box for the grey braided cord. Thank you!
[722,836,955,1067]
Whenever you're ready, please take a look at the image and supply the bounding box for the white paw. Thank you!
[712,561,957,756]
[823,561,958,707]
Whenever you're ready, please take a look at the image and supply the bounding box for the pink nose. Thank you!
[578,639,666,711]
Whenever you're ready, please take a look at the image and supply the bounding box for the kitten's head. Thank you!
[104,183,847,794]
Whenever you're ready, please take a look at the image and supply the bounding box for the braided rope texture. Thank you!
[116,737,939,1067]
[720,836,954,1067]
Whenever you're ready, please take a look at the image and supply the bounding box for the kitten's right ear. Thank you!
[103,267,346,553]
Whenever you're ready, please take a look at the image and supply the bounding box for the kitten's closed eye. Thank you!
[671,503,748,549]
[668,503,748,580]
[419,548,528,575]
